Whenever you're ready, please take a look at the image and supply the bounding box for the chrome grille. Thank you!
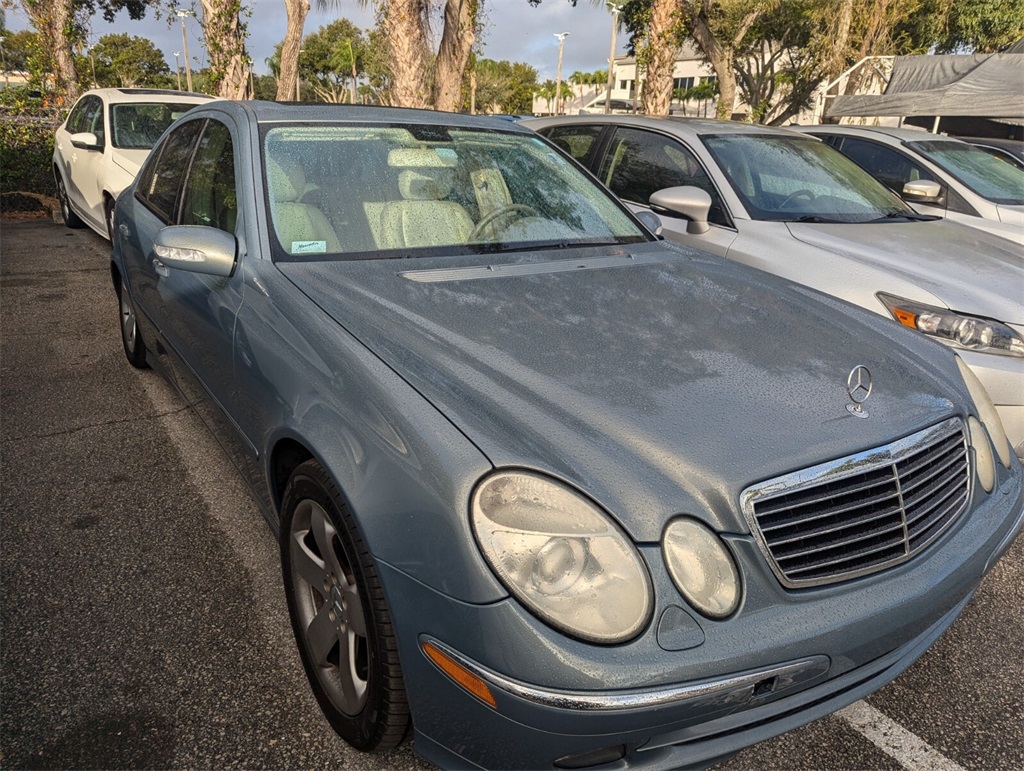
[742,418,971,588]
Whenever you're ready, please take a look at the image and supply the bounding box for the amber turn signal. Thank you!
[422,641,497,708]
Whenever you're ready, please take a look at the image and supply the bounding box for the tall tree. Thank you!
[90,32,169,87]
[196,0,251,98]
[16,0,151,102]
[435,0,478,111]
[384,0,431,107]
[277,0,309,100]
[641,0,686,114]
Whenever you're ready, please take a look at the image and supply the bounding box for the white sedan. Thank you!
[524,115,1024,457]
[52,87,214,239]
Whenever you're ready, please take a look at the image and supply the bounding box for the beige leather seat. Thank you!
[267,155,342,255]
[366,151,474,250]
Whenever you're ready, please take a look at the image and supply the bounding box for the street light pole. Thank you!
[176,9,193,92]
[604,3,620,114]
[173,51,182,90]
[554,32,569,116]
[296,49,303,101]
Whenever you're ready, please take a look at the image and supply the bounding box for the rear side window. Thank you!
[136,119,205,224]
[542,125,604,165]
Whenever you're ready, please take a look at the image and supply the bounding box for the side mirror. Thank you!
[649,186,713,235]
[70,132,102,151]
[902,179,943,204]
[634,210,663,236]
[154,225,237,277]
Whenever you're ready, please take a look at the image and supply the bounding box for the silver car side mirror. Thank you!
[70,132,102,151]
[634,210,663,236]
[154,225,237,277]
[902,180,943,203]
[649,186,713,235]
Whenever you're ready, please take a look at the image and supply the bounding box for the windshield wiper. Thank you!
[867,211,941,223]
[790,215,846,224]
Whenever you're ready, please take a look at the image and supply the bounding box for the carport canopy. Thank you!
[828,52,1024,119]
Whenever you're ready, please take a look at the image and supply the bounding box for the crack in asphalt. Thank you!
[1,406,193,443]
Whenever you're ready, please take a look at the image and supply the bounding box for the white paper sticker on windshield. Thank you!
[292,240,327,254]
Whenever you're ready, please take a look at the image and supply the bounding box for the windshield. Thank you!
[110,102,202,149]
[263,124,647,260]
[908,140,1024,205]
[703,134,916,222]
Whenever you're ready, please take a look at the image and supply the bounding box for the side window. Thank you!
[65,98,89,134]
[599,127,728,226]
[838,137,934,194]
[136,119,205,224]
[542,125,603,165]
[181,121,237,233]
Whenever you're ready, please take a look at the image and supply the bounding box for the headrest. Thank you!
[388,147,458,168]
[267,155,306,203]
[399,168,453,201]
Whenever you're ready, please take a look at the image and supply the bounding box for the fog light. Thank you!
[554,744,626,769]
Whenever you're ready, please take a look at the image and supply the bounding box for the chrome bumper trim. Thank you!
[421,636,830,713]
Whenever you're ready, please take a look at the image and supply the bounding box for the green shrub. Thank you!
[0,88,65,196]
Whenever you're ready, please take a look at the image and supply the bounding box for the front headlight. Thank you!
[956,355,1012,469]
[662,518,740,619]
[471,471,652,644]
[877,293,1024,358]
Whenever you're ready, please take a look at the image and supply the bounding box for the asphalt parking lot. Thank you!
[2,218,1022,770]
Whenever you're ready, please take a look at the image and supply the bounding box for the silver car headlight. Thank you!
[662,517,740,619]
[956,355,1012,469]
[471,471,653,644]
[878,293,1024,358]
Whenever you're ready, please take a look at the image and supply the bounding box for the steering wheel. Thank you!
[778,189,816,210]
[469,204,539,241]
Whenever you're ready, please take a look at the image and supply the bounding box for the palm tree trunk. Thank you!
[434,0,478,112]
[198,0,252,99]
[26,0,79,103]
[277,0,309,101]
[641,0,680,116]
[385,0,431,108]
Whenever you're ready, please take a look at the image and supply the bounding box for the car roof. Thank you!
[234,101,537,133]
[522,114,811,140]
[789,124,956,142]
[83,87,216,105]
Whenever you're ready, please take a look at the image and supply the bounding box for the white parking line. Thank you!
[838,701,965,771]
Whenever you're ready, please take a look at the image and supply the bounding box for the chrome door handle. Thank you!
[153,258,170,277]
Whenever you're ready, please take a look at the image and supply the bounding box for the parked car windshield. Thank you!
[703,134,915,223]
[908,140,1024,205]
[111,103,202,149]
[263,124,647,260]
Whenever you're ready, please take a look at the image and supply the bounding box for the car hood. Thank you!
[278,243,963,540]
[111,148,150,177]
[786,219,1024,323]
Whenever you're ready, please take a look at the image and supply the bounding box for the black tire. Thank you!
[105,198,116,241]
[280,460,409,751]
[55,173,85,229]
[117,277,149,369]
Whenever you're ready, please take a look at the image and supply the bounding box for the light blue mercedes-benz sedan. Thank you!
[110,101,1023,770]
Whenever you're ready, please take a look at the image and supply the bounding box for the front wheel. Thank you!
[280,460,409,751]
[55,173,85,229]
[117,278,148,369]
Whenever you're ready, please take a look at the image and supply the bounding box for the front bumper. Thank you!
[379,459,1023,770]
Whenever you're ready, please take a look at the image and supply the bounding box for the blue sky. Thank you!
[5,0,628,80]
